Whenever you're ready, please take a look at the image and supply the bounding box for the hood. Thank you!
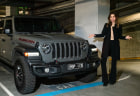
[15,33,86,46]
[16,33,85,42]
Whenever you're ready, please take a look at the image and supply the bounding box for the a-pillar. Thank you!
[75,0,110,75]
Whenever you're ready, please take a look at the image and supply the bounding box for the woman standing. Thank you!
[89,13,132,86]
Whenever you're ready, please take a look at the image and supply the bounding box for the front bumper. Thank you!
[31,59,100,78]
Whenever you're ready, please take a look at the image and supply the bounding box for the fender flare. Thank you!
[13,46,26,56]
[12,46,41,65]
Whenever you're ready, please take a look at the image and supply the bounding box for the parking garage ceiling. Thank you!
[0,0,68,7]
[110,0,140,10]
[0,0,74,16]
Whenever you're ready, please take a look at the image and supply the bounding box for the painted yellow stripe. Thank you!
[109,57,140,60]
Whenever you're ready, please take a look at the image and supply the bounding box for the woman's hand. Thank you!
[88,34,96,38]
[125,35,132,40]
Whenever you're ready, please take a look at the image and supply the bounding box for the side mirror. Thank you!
[4,29,12,37]
[5,29,10,34]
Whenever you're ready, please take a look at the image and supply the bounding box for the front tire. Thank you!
[14,56,37,94]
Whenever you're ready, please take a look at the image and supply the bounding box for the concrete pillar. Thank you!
[6,6,11,16]
[6,6,18,16]
[75,0,110,75]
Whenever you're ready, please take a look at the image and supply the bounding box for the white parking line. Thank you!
[0,82,14,96]
[118,75,131,81]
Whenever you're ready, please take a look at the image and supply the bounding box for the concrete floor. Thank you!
[0,59,140,96]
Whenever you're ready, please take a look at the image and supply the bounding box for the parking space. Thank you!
[0,62,99,96]
[0,0,139,96]
[0,85,8,96]
[0,60,140,96]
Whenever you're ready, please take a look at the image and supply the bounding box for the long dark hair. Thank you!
[107,12,119,28]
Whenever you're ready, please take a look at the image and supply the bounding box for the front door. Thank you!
[0,19,4,57]
[0,19,13,61]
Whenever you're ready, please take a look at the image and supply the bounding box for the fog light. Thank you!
[45,68,50,73]
[93,63,96,67]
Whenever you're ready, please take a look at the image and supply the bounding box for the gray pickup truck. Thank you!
[0,16,100,94]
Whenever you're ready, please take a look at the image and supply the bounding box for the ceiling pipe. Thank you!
[111,1,140,13]
[33,0,74,16]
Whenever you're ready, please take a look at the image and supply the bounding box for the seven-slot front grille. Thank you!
[52,42,82,59]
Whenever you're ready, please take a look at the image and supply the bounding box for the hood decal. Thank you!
[19,38,35,44]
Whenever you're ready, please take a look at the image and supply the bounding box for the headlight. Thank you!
[41,44,51,54]
[91,48,98,52]
[81,41,88,50]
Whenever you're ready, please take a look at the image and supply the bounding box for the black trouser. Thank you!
[101,40,117,83]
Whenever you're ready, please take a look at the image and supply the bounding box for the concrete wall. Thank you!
[120,31,140,58]
[118,13,140,58]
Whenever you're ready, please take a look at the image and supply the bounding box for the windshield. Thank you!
[14,18,62,33]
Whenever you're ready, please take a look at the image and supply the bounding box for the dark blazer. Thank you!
[95,23,126,60]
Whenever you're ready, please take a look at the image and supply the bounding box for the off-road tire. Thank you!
[14,56,37,94]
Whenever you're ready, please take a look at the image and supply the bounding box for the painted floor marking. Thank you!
[36,75,131,96]
[36,82,103,96]
[118,75,131,81]
[0,82,14,96]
